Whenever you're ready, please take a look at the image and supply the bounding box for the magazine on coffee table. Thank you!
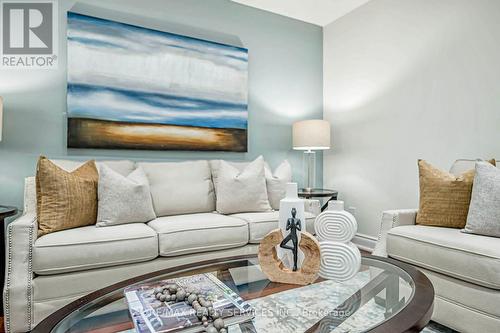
[124,273,254,333]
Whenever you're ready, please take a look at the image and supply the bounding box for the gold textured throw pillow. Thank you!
[416,159,496,228]
[36,156,98,236]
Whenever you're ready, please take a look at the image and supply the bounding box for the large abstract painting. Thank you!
[67,12,248,151]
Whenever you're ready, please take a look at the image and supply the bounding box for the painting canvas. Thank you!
[67,12,248,151]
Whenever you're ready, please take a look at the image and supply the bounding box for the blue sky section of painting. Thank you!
[67,12,248,130]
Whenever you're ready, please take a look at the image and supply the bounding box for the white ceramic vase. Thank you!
[277,182,305,270]
[314,200,361,281]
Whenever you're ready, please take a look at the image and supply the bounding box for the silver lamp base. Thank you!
[303,150,316,191]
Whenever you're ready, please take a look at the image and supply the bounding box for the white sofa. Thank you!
[4,158,319,333]
[373,159,500,333]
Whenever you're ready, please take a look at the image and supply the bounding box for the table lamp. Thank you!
[293,119,331,192]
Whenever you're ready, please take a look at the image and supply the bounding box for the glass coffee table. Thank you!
[33,255,434,333]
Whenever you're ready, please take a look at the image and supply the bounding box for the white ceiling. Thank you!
[231,0,372,26]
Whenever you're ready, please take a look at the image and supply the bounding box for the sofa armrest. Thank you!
[304,199,321,216]
[3,213,37,333]
[372,209,417,257]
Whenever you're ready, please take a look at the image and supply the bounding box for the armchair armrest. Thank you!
[372,209,417,257]
[3,213,37,333]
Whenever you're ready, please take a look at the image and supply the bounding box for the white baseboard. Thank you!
[352,233,377,253]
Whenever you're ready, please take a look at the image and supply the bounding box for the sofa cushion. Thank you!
[139,161,215,216]
[148,213,248,256]
[387,225,500,289]
[231,211,317,243]
[419,267,500,319]
[33,223,158,275]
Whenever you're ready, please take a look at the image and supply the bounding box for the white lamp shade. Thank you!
[0,96,3,142]
[293,119,330,150]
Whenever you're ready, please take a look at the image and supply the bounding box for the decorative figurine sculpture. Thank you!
[258,183,321,285]
[277,183,305,270]
[279,208,302,271]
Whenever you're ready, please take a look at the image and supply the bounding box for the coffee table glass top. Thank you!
[37,255,433,333]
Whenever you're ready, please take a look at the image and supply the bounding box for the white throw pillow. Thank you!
[97,165,156,227]
[215,156,272,214]
[265,160,292,210]
[210,160,250,184]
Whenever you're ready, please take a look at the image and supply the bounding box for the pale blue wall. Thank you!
[0,0,323,210]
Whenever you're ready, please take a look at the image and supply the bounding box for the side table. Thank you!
[298,188,338,212]
[1,206,18,315]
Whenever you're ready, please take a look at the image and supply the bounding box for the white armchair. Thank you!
[370,160,500,332]
[372,209,418,257]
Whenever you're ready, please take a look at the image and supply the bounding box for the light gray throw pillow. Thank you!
[215,156,272,214]
[211,159,292,211]
[463,161,500,237]
[97,165,156,227]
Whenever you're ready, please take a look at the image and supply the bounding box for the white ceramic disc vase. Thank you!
[314,201,361,281]
[277,182,305,270]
